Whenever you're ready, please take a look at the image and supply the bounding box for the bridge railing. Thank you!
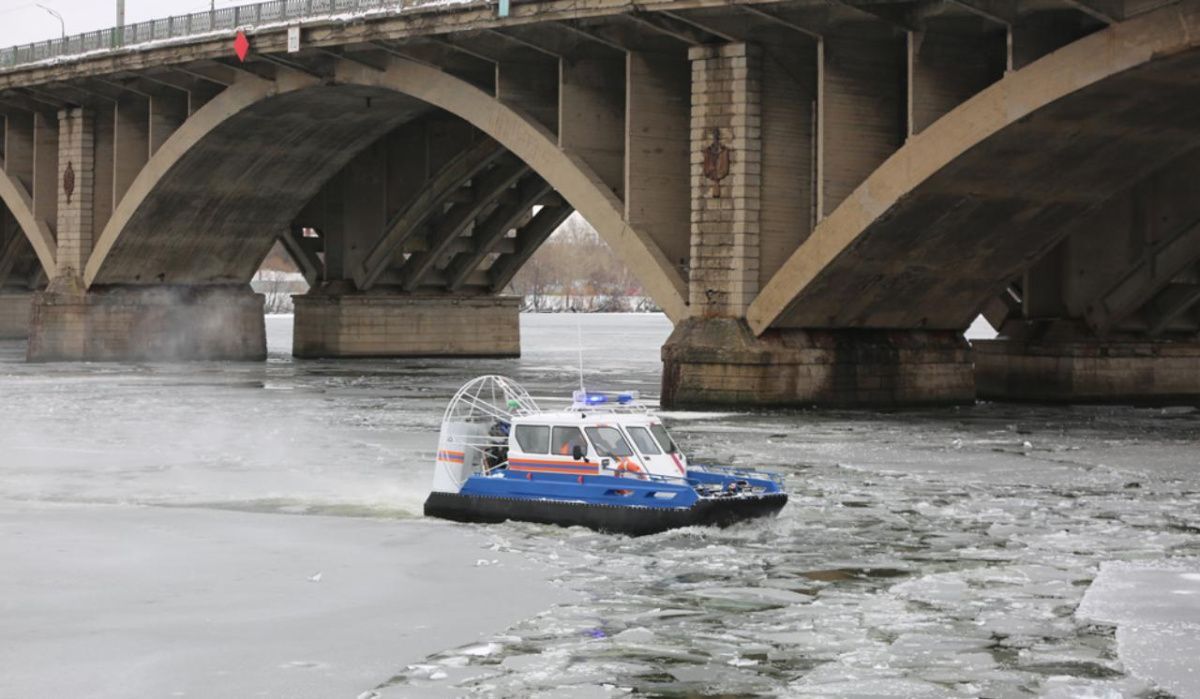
[0,0,457,71]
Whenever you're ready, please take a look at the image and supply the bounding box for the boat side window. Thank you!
[514,425,549,454]
[626,426,661,455]
[649,424,678,454]
[584,426,634,458]
[553,426,588,458]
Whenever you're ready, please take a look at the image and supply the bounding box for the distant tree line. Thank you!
[506,214,659,313]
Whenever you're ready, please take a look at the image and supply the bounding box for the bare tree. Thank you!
[507,214,656,312]
[256,270,296,314]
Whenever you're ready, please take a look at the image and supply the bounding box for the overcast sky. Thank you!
[0,0,247,48]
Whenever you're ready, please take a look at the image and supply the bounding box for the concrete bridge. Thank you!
[2,0,1200,407]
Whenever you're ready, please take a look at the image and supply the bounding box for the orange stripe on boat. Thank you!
[509,459,600,475]
[510,457,598,467]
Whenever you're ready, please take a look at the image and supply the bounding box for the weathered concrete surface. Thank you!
[86,82,428,288]
[687,43,761,317]
[27,285,265,362]
[749,1,1200,333]
[0,170,55,278]
[55,108,94,279]
[292,293,520,358]
[626,50,691,285]
[976,335,1200,404]
[334,58,688,320]
[78,58,688,322]
[0,291,31,339]
[661,319,973,408]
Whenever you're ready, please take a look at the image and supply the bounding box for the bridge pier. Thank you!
[977,155,1200,404]
[292,292,519,359]
[663,319,973,408]
[660,41,975,408]
[976,334,1200,404]
[27,284,265,362]
[0,291,33,339]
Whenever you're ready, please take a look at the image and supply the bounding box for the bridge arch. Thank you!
[0,168,56,276]
[83,57,688,321]
[747,0,1200,334]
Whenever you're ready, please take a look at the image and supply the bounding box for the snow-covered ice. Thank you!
[1078,559,1200,698]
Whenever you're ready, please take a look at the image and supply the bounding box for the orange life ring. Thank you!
[614,458,644,478]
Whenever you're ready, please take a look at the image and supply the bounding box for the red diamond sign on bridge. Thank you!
[233,31,250,62]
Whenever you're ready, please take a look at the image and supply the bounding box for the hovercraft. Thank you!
[422,376,787,536]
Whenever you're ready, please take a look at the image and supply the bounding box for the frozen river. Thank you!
[1,314,1198,697]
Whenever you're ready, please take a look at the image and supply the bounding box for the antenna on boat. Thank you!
[576,312,586,394]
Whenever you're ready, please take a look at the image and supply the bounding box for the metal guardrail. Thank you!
[0,0,449,71]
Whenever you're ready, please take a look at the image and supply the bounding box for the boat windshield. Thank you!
[626,426,661,455]
[584,426,634,457]
[649,424,679,454]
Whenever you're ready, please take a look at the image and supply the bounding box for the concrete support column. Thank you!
[113,94,149,208]
[334,140,387,283]
[560,56,625,198]
[818,35,904,218]
[31,112,58,235]
[626,50,691,278]
[292,294,520,358]
[687,43,762,317]
[93,103,115,237]
[28,285,265,362]
[4,112,35,190]
[55,108,95,280]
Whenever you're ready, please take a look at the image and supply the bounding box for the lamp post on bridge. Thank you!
[35,4,65,39]
[115,0,124,47]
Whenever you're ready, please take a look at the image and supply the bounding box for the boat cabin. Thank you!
[500,408,689,480]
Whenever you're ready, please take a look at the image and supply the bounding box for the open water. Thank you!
[1,313,1197,697]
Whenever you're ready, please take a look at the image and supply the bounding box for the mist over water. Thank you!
[1,313,1197,697]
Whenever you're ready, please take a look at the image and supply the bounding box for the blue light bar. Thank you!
[572,389,641,408]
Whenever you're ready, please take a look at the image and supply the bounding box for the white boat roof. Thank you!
[511,410,663,427]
